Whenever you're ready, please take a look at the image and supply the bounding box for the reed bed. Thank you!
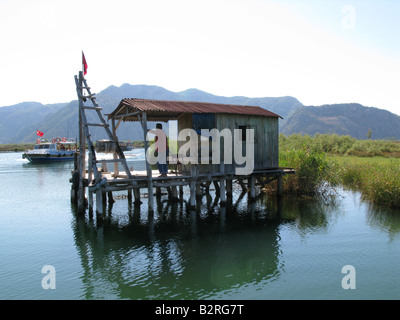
[278,148,340,196]
[335,157,400,208]
[279,134,400,208]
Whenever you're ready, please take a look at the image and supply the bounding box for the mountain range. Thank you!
[1,84,399,143]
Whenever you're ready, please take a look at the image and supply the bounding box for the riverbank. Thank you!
[0,140,145,152]
[0,143,34,152]
[279,134,400,208]
[334,156,400,208]
[4,135,400,208]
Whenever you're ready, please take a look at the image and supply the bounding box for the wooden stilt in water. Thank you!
[77,77,86,214]
[88,190,93,213]
[140,111,154,213]
[249,174,256,200]
[134,188,141,205]
[179,185,183,201]
[189,165,197,208]
[156,187,162,200]
[238,178,247,193]
[226,178,232,198]
[213,181,220,196]
[108,191,114,205]
[170,186,178,202]
[96,189,103,215]
[219,163,226,205]
[70,153,79,205]
[277,174,283,196]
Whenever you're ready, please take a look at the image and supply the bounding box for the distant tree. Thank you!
[366,129,372,140]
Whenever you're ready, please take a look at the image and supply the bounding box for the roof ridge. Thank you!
[115,98,282,119]
[122,97,261,108]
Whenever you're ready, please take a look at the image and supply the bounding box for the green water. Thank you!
[0,151,399,300]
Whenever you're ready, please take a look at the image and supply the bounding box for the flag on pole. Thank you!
[36,129,44,137]
[82,51,88,75]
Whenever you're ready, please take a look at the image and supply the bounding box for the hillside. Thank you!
[4,84,303,143]
[0,102,66,143]
[282,103,400,140]
[2,85,399,143]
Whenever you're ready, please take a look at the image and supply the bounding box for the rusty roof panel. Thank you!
[109,98,282,121]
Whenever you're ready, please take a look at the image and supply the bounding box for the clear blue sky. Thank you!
[0,0,399,115]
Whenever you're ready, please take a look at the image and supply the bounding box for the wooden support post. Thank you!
[213,181,220,196]
[189,165,197,208]
[219,163,226,204]
[134,188,141,205]
[88,190,93,213]
[127,189,132,203]
[196,183,202,199]
[71,152,78,205]
[169,186,178,202]
[108,191,114,205]
[111,118,119,176]
[249,174,256,200]
[205,181,211,194]
[87,152,93,213]
[141,112,154,213]
[103,191,107,208]
[238,178,247,193]
[77,72,86,214]
[226,178,232,198]
[277,174,283,196]
[179,185,183,201]
[96,189,103,215]
[156,187,162,200]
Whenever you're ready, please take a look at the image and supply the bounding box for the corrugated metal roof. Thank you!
[108,98,282,121]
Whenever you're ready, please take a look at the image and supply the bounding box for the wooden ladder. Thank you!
[74,71,132,210]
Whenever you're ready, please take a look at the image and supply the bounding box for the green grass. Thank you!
[278,149,340,196]
[0,143,34,152]
[280,133,400,157]
[279,134,400,208]
[332,156,400,207]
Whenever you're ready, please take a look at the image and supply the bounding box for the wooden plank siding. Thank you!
[215,114,279,172]
[175,113,279,174]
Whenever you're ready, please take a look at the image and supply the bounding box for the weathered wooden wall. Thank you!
[175,113,279,174]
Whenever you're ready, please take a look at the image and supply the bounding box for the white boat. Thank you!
[22,137,77,163]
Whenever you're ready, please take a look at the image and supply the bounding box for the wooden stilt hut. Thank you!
[71,71,294,216]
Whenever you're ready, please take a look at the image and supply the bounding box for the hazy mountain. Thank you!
[282,103,400,140]
[3,84,303,143]
[0,102,66,143]
[2,84,398,143]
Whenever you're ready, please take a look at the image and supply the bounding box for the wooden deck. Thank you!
[76,167,295,214]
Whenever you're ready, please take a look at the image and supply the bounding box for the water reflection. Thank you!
[277,193,344,237]
[70,188,396,300]
[366,203,400,241]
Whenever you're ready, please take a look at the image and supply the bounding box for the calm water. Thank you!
[0,150,399,300]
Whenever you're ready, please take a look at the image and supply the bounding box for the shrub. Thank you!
[279,148,339,195]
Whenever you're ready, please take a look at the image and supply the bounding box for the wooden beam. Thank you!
[141,111,154,213]
[249,174,256,199]
[76,72,86,214]
[111,111,141,120]
[189,165,197,208]
[219,162,226,204]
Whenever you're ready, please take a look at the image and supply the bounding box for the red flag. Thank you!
[36,129,44,137]
[82,51,88,75]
